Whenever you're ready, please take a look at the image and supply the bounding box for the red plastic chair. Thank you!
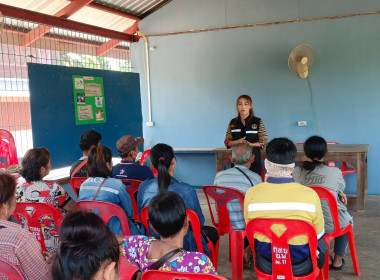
[121,179,142,222]
[70,176,87,195]
[309,186,360,278]
[0,257,26,280]
[14,202,63,252]
[140,149,158,178]
[203,185,246,280]
[0,129,18,169]
[76,200,131,235]
[141,270,227,280]
[140,207,217,269]
[326,142,357,177]
[119,256,139,280]
[246,218,322,280]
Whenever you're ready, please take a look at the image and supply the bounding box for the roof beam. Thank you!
[0,3,138,43]
[21,0,94,47]
[68,0,141,22]
[96,22,138,56]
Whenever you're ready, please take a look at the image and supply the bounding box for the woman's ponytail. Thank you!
[302,136,327,172]
[150,144,175,193]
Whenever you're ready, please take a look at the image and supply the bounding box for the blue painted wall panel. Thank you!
[28,64,142,168]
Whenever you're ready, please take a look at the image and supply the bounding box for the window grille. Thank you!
[0,17,131,159]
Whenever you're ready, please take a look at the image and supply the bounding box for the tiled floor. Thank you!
[197,189,379,280]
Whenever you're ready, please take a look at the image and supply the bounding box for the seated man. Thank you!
[214,143,262,231]
[244,137,326,276]
[70,130,102,178]
[112,135,154,181]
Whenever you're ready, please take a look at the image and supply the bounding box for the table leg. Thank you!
[356,153,367,211]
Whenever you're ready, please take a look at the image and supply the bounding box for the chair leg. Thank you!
[323,242,330,280]
[209,239,219,271]
[230,231,245,280]
[347,229,361,276]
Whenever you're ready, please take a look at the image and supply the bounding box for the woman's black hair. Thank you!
[150,144,174,193]
[52,211,119,280]
[0,173,16,205]
[302,136,327,172]
[86,146,113,178]
[148,192,186,238]
[266,137,297,164]
[21,147,50,182]
[232,95,254,126]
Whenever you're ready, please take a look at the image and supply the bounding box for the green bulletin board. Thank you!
[72,75,106,125]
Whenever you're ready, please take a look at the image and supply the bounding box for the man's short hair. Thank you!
[266,137,297,164]
[231,143,252,165]
[79,130,102,151]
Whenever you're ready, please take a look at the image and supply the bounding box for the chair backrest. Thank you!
[140,149,158,177]
[202,185,245,235]
[141,270,227,280]
[70,177,87,195]
[0,257,26,280]
[14,202,63,252]
[76,200,131,235]
[140,207,205,254]
[246,218,320,280]
[0,129,18,168]
[309,186,341,236]
[119,255,139,280]
[121,179,142,222]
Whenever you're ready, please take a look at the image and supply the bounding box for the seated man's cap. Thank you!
[116,135,144,155]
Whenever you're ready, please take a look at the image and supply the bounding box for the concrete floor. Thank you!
[197,190,380,280]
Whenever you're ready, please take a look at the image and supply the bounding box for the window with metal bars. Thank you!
[0,17,131,159]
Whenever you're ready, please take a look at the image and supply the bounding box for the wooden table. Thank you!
[214,144,369,211]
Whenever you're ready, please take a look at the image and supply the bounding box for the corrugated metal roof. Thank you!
[0,0,171,46]
[0,0,69,15]
[93,0,171,18]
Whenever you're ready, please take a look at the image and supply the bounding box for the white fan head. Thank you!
[288,44,314,79]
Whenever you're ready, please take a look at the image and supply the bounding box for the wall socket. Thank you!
[146,121,155,127]
[298,121,307,126]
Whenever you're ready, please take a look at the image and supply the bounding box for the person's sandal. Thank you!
[330,258,345,271]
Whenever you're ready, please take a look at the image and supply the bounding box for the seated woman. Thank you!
[137,143,218,256]
[0,173,51,279]
[123,192,216,274]
[17,147,76,252]
[78,146,142,235]
[52,211,120,280]
[293,136,353,270]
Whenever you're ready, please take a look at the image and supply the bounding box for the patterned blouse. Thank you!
[122,236,217,274]
[16,180,70,252]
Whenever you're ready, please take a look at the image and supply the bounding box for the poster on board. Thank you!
[72,76,106,125]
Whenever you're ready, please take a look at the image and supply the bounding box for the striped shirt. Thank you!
[214,165,262,230]
[244,180,325,261]
[0,219,51,280]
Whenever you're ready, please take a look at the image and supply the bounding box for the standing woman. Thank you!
[225,95,268,175]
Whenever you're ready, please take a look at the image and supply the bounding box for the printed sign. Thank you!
[73,75,106,125]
